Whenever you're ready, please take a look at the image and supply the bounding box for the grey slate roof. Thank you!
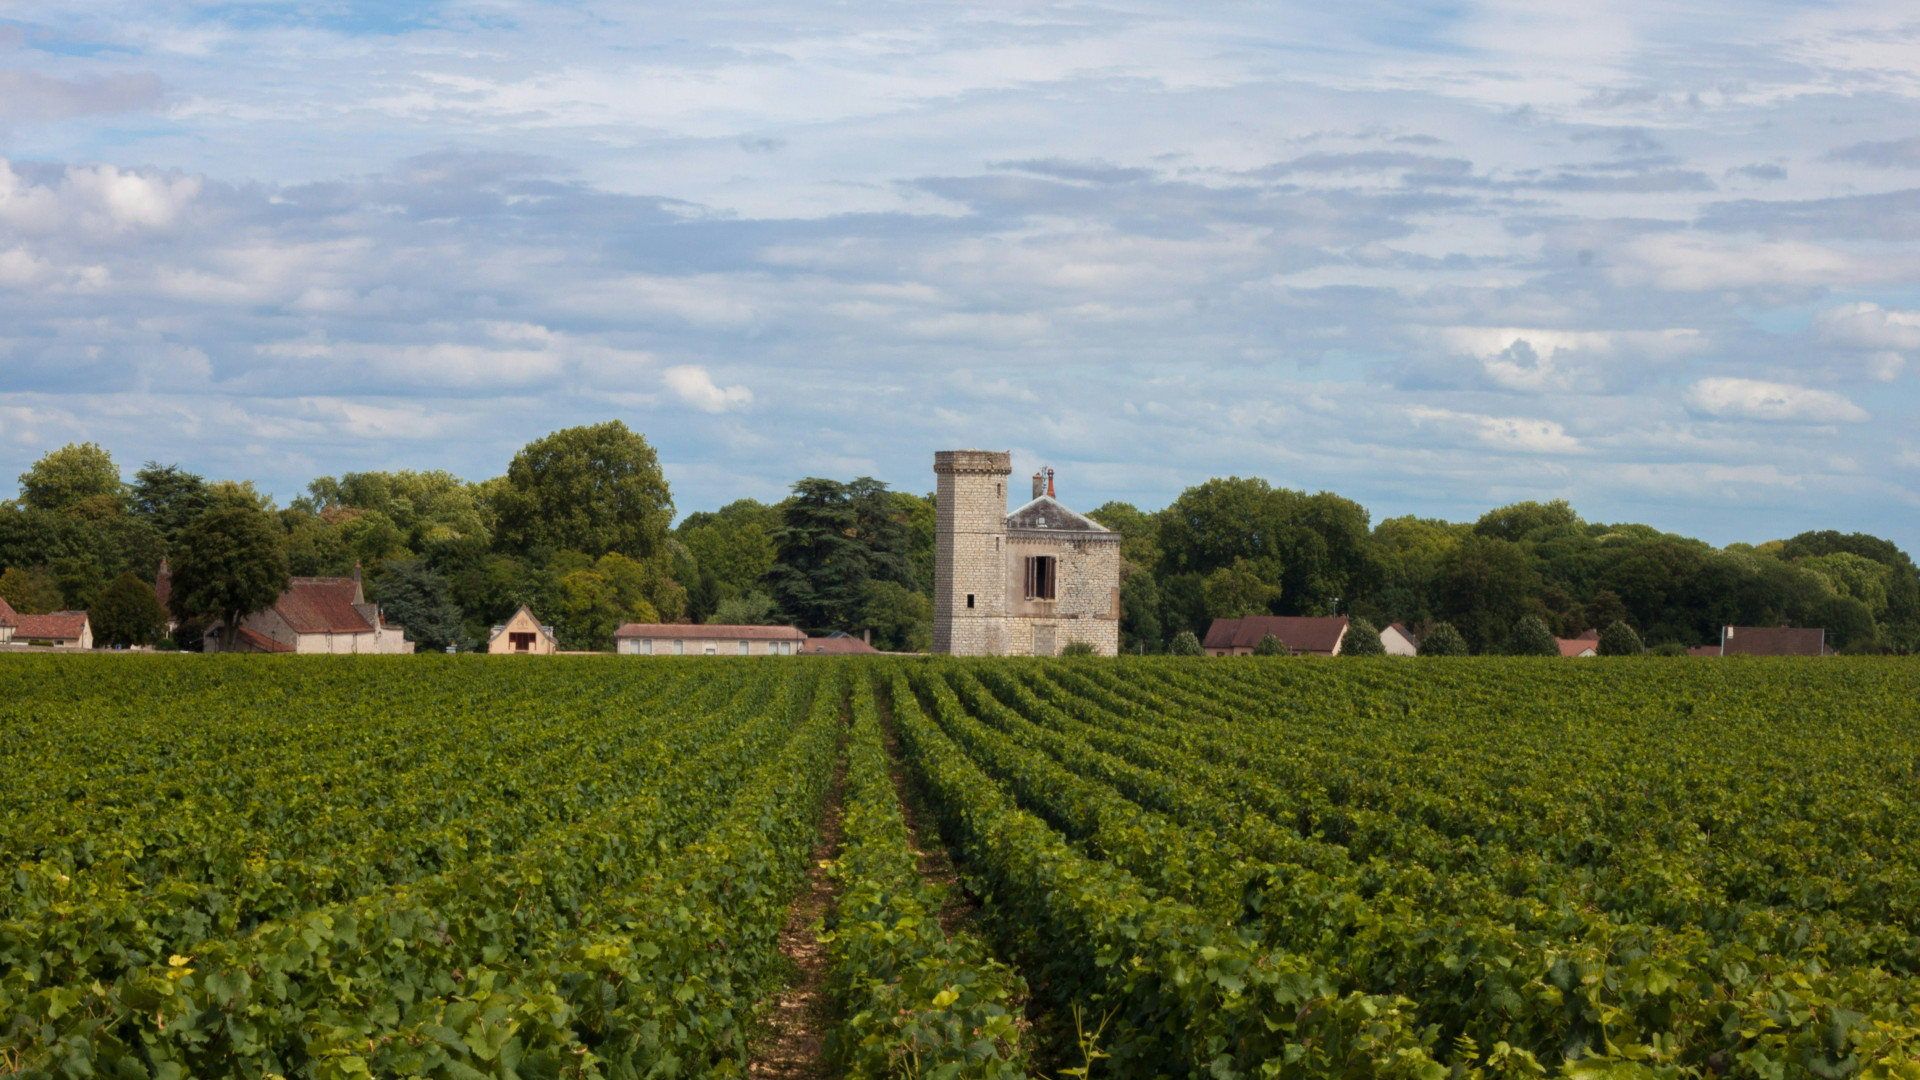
[1006,495,1111,533]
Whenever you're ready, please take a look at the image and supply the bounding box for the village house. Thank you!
[1709,625,1833,656]
[486,606,558,655]
[0,597,92,648]
[1203,615,1350,656]
[614,623,807,656]
[1557,630,1599,657]
[1381,622,1419,656]
[933,452,1122,657]
[204,567,414,654]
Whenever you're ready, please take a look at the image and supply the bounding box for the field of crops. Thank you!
[4,655,1919,1080]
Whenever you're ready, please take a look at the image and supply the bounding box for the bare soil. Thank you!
[748,765,846,1080]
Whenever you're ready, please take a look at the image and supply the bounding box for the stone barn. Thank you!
[932,449,1120,656]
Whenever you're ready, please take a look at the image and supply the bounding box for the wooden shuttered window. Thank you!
[1025,556,1057,601]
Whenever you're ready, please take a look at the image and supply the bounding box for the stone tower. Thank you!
[932,449,1011,655]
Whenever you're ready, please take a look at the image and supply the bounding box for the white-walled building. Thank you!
[614,623,807,656]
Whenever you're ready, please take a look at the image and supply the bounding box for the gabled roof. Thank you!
[0,595,15,624]
[1204,615,1349,655]
[274,578,375,634]
[804,635,880,654]
[614,623,808,641]
[1556,638,1598,657]
[1006,496,1111,534]
[10,610,89,640]
[233,625,294,653]
[1721,625,1829,656]
[487,605,557,646]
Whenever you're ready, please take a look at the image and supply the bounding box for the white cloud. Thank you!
[1684,378,1869,423]
[1815,302,1920,351]
[663,365,753,413]
[1408,407,1585,454]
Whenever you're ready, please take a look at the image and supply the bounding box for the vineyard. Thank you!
[3,656,1919,1080]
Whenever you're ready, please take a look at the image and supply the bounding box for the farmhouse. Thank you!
[1712,625,1833,656]
[932,451,1121,656]
[0,597,92,648]
[1381,622,1419,656]
[1203,615,1350,656]
[204,568,414,654]
[1557,630,1599,657]
[614,623,807,656]
[486,606,558,655]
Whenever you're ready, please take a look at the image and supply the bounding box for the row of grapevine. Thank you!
[893,658,1920,1080]
[819,672,1028,1079]
[3,659,843,1079]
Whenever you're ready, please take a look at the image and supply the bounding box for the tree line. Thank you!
[3,426,1914,653]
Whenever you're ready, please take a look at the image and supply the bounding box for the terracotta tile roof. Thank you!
[804,635,880,654]
[1556,638,1598,657]
[10,611,89,640]
[0,595,15,624]
[1721,625,1829,657]
[1203,616,1350,655]
[274,578,374,634]
[613,623,807,641]
[233,625,294,653]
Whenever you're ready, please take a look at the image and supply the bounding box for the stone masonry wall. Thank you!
[933,450,1011,656]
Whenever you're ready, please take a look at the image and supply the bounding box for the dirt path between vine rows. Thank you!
[748,764,845,1080]
[880,720,979,936]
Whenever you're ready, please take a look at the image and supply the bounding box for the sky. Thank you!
[1,1,1918,550]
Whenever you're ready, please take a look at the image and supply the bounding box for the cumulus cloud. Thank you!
[1684,379,1869,423]
[2,1,1920,549]
[1408,407,1585,454]
[663,365,752,413]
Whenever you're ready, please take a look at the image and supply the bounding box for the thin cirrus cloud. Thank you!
[0,0,1915,550]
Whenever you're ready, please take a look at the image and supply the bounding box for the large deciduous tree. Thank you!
[490,422,673,559]
[169,507,291,638]
[92,572,169,648]
[371,560,465,652]
[17,443,124,515]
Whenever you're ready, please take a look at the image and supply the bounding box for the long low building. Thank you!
[614,623,808,656]
[1203,615,1350,656]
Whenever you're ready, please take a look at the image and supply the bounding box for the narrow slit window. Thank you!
[966,593,975,609]
[1025,556,1057,600]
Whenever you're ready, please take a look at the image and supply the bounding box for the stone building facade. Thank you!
[933,450,1121,656]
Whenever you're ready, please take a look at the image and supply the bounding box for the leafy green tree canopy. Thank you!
[1598,620,1645,656]
[1168,629,1205,656]
[131,463,210,544]
[1253,632,1289,656]
[92,571,169,648]
[372,560,465,652]
[18,443,123,514]
[766,477,915,632]
[169,507,291,636]
[1341,616,1385,656]
[490,421,673,559]
[1418,621,1469,656]
[0,566,63,615]
[1508,614,1560,656]
[1474,499,1580,542]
